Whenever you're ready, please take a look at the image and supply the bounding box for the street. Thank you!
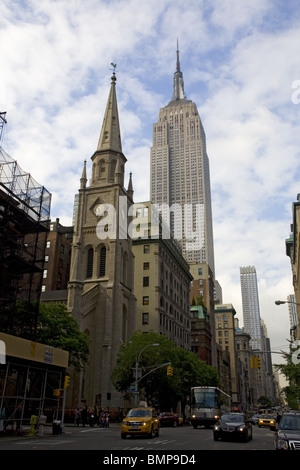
[0,422,276,451]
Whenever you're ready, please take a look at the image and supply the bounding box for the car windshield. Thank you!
[221,414,244,423]
[127,409,151,418]
[279,415,300,431]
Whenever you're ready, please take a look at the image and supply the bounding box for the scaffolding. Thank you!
[0,146,51,338]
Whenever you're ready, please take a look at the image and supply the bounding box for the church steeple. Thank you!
[91,70,126,187]
[97,72,122,154]
[171,41,185,102]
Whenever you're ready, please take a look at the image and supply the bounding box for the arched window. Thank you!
[99,246,106,277]
[86,248,94,278]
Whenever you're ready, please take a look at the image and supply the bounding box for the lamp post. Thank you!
[275,300,300,340]
[135,343,159,406]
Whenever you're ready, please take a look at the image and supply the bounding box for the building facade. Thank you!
[215,304,240,405]
[132,201,192,350]
[67,73,136,410]
[286,195,300,340]
[42,218,73,293]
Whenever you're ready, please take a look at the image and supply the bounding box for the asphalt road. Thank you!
[0,422,276,451]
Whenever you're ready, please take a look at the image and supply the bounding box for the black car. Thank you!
[274,411,300,450]
[213,413,252,442]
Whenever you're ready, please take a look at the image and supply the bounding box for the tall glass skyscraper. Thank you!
[240,266,262,350]
[150,45,215,276]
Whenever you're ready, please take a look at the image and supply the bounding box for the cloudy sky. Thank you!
[1,0,300,375]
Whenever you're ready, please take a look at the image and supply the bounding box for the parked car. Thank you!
[258,414,276,428]
[121,406,159,439]
[274,411,300,450]
[159,412,183,427]
[213,413,252,442]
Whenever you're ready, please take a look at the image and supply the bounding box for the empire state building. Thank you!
[150,45,215,277]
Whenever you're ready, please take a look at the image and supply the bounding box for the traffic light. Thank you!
[255,357,261,369]
[250,356,255,368]
[167,366,173,376]
[64,375,70,388]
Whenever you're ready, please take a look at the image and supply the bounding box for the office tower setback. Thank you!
[150,45,215,274]
[240,266,262,350]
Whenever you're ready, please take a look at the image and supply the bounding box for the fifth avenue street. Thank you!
[0,422,276,451]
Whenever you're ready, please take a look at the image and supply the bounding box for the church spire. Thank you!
[171,41,185,101]
[97,71,122,154]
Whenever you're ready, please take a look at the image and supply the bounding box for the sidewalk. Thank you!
[0,422,119,441]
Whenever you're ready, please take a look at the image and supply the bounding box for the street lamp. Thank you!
[135,343,159,406]
[275,300,300,306]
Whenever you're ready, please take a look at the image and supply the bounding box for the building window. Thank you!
[144,245,150,253]
[46,241,50,248]
[86,248,94,278]
[99,246,106,277]
[142,312,149,325]
[143,262,150,270]
[143,296,149,305]
[43,270,47,279]
[143,277,149,287]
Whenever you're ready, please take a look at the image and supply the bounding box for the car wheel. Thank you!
[213,433,219,441]
[155,426,159,437]
[121,433,126,439]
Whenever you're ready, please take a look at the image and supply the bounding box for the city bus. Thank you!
[190,386,232,428]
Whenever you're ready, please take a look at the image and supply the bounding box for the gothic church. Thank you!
[67,72,136,409]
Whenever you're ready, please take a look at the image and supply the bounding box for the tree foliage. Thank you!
[275,341,300,409]
[112,330,220,411]
[9,301,89,369]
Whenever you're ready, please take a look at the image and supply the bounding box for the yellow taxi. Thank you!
[258,414,276,428]
[121,405,159,439]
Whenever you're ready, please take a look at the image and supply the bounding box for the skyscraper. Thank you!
[240,266,262,350]
[150,44,216,366]
[150,44,215,274]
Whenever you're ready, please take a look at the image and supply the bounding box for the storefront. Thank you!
[0,332,69,431]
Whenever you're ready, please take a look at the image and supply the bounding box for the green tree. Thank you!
[275,341,300,409]
[12,301,89,369]
[112,330,220,411]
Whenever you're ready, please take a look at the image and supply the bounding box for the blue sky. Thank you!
[1,0,300,374]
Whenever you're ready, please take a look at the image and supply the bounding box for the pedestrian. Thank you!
[105,411,110,428]
[74,408,81,427]
[89,408,95,427]
[81,406,87,427]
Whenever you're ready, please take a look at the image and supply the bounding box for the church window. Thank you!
[86,248,94,278]
[99,159,105,176]
[99,246,106,277]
